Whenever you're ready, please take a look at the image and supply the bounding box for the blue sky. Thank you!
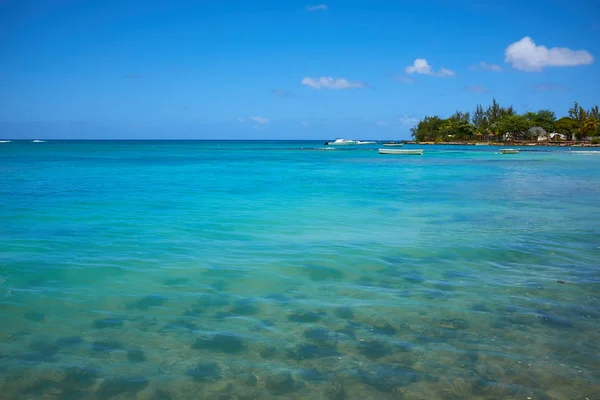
[1,0,599,139]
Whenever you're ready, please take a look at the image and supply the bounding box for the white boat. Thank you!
[357,141,376,145]
[383,143,404,147]
[324,139,358,146]
[500,149,519,154]
[379,148,423,155]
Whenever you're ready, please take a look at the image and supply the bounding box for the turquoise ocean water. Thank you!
[1,140,599,399]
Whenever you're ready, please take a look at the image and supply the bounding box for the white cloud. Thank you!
[505,36,594,71]
[405,59,455,77]
[398,116,418,126]
[464,85,489,93]
[236,117,246,123]
[480,62,502,72]
[301,77,367,89]
[470,61,503,72]
[307,4,328,11]
[437,68,455,77]
[405,59,432,75]
[376,121,389,126]
[250,116,269,124]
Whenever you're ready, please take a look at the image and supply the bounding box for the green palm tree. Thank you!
[581,117,598,140]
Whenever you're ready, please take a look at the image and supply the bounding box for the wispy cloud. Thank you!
[376,121,389,126]
[405,59,455,77]
[463,85,489,93]
[469,61,503,72]
[124,74,143,79]
[505,36,594,71]
[237,116,270,124]
[306,4,328,11]
[301,121,310,127]
[532,83,570,92]
[301,77,367,89]
[250,116,269,124]
[393,74,415,83]
[398,116,418,126]
[272,88,295,98]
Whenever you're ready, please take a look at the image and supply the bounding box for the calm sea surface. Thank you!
[1,140,599,399]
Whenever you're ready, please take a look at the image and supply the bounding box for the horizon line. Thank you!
[0,138,406,141]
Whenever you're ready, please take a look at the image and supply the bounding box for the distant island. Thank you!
[409,100,600,146]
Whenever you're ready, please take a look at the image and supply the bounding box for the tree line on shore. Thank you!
[410,100,600,143]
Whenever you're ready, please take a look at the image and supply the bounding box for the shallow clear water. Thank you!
[1,141,599,399]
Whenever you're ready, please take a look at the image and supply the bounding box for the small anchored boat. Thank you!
[500,149,519,154]
[379,148,423,155]
[383,143,404,147]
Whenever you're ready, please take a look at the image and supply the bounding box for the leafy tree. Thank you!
[585,105,599,137]
[450,110,471,123]
[472,104,486,130]
[496,115,530,140]
[410,115,445,142]
[410,100,596,143]
[568,101,579,119]
[581,117,599,139]
[568,101,586,124]
[485,99,501,126]
[439,117,474,141]
[589,105,600,120]
[566,102,600,139]
[453,120,475,140]
[482,99,516,139]
[523,109,556,133]
[554,117,578,140]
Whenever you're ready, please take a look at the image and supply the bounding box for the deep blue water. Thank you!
[1,140,599,399]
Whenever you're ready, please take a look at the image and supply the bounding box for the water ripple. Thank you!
[1,142,599,399]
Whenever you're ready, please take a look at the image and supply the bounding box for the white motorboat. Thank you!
[379,148,423,155]
[383,143,404,147]
[357,141,376,145]
[324,139,358,146]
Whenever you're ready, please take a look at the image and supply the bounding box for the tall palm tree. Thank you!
[581,117,598,140]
